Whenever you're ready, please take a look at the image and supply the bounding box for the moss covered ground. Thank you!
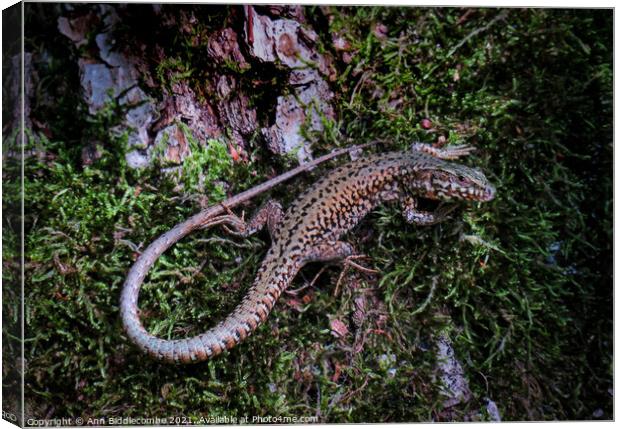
[4,5,612,422]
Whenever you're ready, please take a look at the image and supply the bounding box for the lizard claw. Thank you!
[335,254,379,296]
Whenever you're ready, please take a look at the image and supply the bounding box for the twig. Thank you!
[456,9,475,26]
[410,276,438,316]
[446,10,509,58]
[422,10,509,81]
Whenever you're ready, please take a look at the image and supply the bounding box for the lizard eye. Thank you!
[457,175,465,182]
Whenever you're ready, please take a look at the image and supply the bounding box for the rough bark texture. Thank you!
[53,4,336,170]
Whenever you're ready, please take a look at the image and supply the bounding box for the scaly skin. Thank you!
[120,144,495,363]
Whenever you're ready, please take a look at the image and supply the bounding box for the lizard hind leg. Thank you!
[245,199,284,240]
[303,240,355,264]
[303,240,379,297]
[220,199,284,240]
[304,240,378,277]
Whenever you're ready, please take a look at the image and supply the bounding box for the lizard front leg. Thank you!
[401,196,458,225]
[411,142,475,160]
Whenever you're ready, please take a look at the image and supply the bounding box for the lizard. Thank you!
[120,143,496,363]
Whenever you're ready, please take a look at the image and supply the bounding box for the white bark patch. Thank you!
[59,5,157,168]
[485,397,502,421]
[436,332,472,408]
[244,6,335,164]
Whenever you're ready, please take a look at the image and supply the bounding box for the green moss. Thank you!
[18,5,612,423]
[177,125,233,201]
[156,56,195,91]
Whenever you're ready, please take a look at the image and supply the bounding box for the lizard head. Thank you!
[414,163,496,202]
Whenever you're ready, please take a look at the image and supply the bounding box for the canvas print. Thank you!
[2,2,613,425]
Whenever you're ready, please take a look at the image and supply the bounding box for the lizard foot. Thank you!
[335,254,378,296]
[214,203,248,235]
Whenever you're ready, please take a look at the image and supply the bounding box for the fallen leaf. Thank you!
[330,318,349,338]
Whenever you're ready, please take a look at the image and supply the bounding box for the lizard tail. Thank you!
[120,212,299,364]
